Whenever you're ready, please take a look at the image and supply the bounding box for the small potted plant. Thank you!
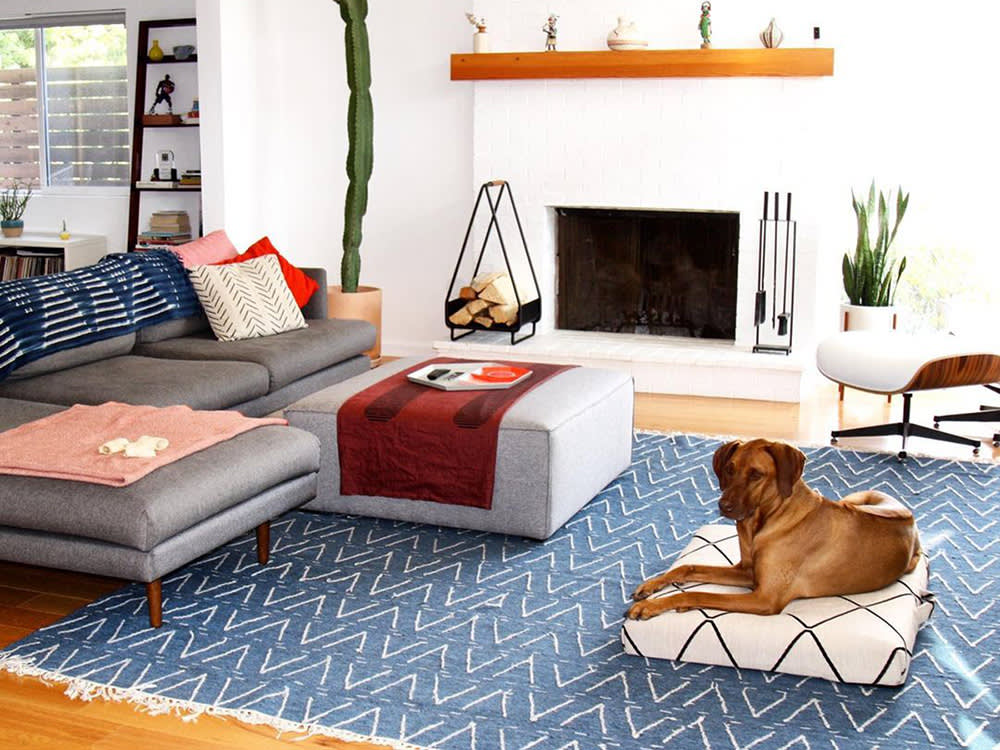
[841,180,909,331]
[0,179,33,238]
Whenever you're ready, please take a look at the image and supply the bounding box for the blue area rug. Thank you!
[2,434,998,749]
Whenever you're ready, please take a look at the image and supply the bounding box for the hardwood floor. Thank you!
[1,380,997,748]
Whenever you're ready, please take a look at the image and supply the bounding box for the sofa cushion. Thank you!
[135,313,210,344]
[173,229,239,268]
[0,355,269,410]
[189,254,307,342]
[215,236,320,308]
[0,423,319,551]
[132,317,376,391]
[0,397,64,431]
[6,333,136,380]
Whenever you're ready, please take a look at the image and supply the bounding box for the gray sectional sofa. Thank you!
[0,268,375,416]
[0,266,376,626]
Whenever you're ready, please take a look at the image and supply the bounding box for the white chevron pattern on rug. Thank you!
[1,433,997,749]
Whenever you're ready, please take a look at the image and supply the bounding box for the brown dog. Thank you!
[627,438,921,620]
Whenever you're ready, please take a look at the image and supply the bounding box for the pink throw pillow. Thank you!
[174,230,239,268]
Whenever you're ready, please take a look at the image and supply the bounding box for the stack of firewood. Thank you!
[448,271,519,328]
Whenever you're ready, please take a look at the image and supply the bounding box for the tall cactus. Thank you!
[335,0,373,293]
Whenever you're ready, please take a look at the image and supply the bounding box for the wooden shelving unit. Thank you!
[127,18,201,252]
[451,48,834,80]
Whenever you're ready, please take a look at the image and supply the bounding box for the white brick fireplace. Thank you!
[436,14,841,402]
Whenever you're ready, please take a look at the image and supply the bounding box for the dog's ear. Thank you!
[765,442,805,498]
[712,440,741,488]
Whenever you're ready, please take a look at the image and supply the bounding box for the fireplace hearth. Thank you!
[556,207,739,340]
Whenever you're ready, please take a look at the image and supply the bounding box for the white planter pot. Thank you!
[840,304,897,332]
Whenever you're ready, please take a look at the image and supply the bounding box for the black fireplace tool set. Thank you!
[753,191,797,355]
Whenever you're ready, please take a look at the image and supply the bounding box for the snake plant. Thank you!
[842,181,909,307]
[334,0,373,293]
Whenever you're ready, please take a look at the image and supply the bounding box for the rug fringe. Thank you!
[0,653,430,750]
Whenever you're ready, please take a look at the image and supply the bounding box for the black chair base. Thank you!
[831,393,981,460]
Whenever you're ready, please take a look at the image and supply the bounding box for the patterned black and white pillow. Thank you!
[189,254,306,342]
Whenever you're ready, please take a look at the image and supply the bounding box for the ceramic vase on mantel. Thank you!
[607,17,648,50]
[328,285,382,362]
[840,303,897,332]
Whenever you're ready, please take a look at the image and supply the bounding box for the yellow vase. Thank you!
[148,39,164,61]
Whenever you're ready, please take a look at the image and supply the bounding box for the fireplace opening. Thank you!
[556,207,739,340]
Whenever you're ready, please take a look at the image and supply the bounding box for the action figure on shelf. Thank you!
[698,2,712,48]
[542,14,559,51]
[148,74,175,114]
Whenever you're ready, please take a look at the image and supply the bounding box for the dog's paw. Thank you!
[627,600,661,620]
[632,580,662,601]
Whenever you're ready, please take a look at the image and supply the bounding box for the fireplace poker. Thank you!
[755,192,768,326]
[777,192,792,337]
[772,191,779,327]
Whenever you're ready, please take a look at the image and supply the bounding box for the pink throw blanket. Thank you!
[0,402,286,487]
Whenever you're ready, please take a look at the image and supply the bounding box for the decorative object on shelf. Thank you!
[841,180,909,331]
[0,179,32,238]
[542,14,559,51]
[465,13,489,53]
[760,18,783,48]
[59,220,70,241]
[698,2,712,49]
[330,0,375,304]
[173,44,195,60]
[607,17,647,50]
[187,97,200,120]
[148,39,164,61]
[753,191,797,355]
[153,149,177,182]
[148,74,175,114]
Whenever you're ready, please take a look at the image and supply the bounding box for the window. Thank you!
[0,12,127,188]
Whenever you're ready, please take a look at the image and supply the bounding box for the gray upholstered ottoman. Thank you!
[0,398,320,627]
[285,357,634,539]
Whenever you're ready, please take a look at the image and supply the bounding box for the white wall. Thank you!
[467,0,999,353]
[6,0,196,253]
[199,0,473,355]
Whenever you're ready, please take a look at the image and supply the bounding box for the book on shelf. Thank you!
[0,254,65,280]
[136,180,177,189]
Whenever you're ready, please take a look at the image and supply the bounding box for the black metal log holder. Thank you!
[445,179,542,345]
[753,190,797,355]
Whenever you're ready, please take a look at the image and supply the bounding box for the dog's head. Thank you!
[712,439,806,521]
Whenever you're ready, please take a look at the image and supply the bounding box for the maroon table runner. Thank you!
[337,358,574,508]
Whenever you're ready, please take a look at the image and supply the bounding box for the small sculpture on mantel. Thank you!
[759,18,784,48]
[698,2,712,49]
[542,14,559,51]
[465,12,489,53]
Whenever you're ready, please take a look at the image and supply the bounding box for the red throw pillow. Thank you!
[215,236,319,308]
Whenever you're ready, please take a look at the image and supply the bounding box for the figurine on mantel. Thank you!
[542,14,559,51]
[465,13,489,53]
[698,2,712,49]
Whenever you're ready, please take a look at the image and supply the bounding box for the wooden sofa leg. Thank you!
[146,580,162,628]
[257,521,271,565]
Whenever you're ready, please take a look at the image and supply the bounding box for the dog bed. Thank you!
[621,524,933,685]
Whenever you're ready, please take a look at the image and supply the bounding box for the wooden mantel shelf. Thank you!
[451,48,834,80]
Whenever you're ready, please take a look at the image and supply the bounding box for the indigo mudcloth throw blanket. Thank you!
[0,250,200,380]
[338,358,573,508]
